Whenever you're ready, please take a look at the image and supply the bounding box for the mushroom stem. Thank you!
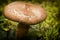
[15,23,30,40]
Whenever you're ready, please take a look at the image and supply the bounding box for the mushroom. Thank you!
[3,1,47,40]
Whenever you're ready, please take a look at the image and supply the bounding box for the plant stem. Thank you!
[15,23,30,40]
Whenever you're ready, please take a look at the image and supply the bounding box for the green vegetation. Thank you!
[0,0,60,40]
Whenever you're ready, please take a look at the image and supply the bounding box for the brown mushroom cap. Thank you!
[4,1,47,25]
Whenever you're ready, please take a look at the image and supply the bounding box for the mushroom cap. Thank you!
[4,1,47,25]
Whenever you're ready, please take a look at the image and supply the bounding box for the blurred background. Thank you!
[0,0,60,40]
